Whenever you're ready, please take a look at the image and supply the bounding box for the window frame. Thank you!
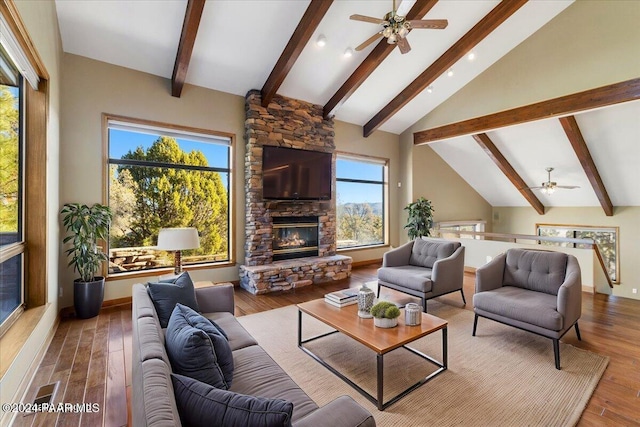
[536,223,620,284]
[0,0,49,343]
[102,114,236,279]
[335,152,388,250]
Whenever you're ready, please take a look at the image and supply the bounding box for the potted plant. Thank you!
[404,197,435,240]
[370,301,401,328]
[61,203,113,319]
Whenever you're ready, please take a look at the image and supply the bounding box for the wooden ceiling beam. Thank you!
[559,116,614,216]
[322,0,439,119]
[414,77,640,145]
[363,0,527,137]
[172,0,206,98]
[261,0,334,107]
[473,133,545,215]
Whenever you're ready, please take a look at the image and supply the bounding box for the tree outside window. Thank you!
[107,119,231,275]
[336,155,386,249]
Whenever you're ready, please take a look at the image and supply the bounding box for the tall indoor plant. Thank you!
[404,197,435,240]
[61,203,112,319]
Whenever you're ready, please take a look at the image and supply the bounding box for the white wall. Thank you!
[0,0,62,420]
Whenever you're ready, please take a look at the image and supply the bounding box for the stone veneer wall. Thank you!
[241,90,351,294]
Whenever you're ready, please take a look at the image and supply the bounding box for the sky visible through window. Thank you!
[337,159,384,205]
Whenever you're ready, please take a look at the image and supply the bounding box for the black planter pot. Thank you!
[74,277,105,319]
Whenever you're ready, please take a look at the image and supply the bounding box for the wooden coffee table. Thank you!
[297,299,448,410]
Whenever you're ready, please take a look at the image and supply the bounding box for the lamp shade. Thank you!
[157,228,200,251]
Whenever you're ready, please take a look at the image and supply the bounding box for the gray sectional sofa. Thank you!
[132,283,375,427]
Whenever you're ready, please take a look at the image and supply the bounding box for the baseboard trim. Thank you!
[352,259,382,268]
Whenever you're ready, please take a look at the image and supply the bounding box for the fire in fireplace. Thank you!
[272,216,319,261]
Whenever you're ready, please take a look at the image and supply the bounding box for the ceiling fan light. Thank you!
[387,33,397,44]
[316,34,327,47]
[383,26,393,38]
[398,25,409,38]
[343,47,353,58]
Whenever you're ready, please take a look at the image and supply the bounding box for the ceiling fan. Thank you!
[528,167,580,195]
[350,0,448,54]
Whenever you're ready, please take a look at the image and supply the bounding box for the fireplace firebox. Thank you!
[272,216,319,261]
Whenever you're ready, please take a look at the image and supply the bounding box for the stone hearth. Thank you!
[241,91,351,294]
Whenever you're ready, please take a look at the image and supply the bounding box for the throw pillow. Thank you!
[165,304,234,389]
[147,271,199,328]
[171,373,293,427]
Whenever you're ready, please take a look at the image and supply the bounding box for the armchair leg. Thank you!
[422,297,427,313]
[574,323,582,341]
[460,289,466,305]
[553,339,561,370]
[472,314,478,336]
[376,284,381,298]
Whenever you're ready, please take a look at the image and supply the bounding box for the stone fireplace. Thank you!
[272,216,319,261]
[239,91,351,294]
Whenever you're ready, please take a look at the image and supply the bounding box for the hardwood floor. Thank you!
[12,265,640,426]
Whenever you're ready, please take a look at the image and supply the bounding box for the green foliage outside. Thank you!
[337,202,383,247]
[370,301,400,319]
[110,136,228,261]
[0,85,19,233]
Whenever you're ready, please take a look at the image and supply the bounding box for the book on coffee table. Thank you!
[324,288,358,303]
[324,297,357,308]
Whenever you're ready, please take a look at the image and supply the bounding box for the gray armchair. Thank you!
[377,237,466,312]
[473,248,582,369]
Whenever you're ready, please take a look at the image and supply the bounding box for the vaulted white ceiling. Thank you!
[54,0,639,208]
[429,101,640,208]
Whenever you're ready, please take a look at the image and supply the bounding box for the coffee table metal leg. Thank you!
[443,326,448,369]
[377,354,384,411]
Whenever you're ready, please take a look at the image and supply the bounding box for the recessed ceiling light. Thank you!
[447,69,454,77]
[316,34,327,47]
[467,52,476,61]
[427,86,433,93]
[343,47,353,58]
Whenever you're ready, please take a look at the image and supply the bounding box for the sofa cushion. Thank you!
[171,373,293,427]
[165,304,234,389]
[207,312,259,351]
[473,286,563,331]
[378,265,433,293]
[409,238,457,269]
[147,272,199,328]
[230,345,319,422]
[504,249,567,295]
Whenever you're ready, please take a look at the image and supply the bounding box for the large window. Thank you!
[537,224,619,283]
[336,154,387,249]
[106,117,232,275]
[0,44,24,333]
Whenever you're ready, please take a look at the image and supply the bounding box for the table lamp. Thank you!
[156,227,200,274]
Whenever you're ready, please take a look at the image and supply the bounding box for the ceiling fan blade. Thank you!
[555,185,580,189]
[397,37,411,54]
[350,14,384,25]
[355,32,383,51]
[407,19,448,29]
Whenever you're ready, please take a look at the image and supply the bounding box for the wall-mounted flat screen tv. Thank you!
[262,145,332,200]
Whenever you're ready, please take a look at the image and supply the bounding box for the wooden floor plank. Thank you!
[105,349,127,427]
[17,266,640,426]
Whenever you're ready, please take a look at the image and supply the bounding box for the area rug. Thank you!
[237,301,608,426]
